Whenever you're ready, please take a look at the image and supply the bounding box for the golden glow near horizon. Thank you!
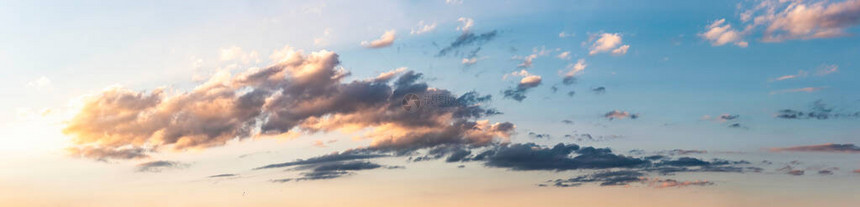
[2,0,860,206]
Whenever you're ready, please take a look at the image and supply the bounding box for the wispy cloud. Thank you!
[769,143,860,153]
[361,30,396,48]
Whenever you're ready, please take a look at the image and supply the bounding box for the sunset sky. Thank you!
[2,0,860,206]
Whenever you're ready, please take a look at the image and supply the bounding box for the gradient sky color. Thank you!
[1,0,860,206]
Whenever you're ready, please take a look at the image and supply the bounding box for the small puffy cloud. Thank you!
[410,21,437,35]
[462,57,479,66]
[556,51,571,60]
[26,76,52,90]
[588,33,631,55]
[559,32,573,38]
[502,70,542,102]
[457,17,474,32]
[361,30,396,48]
[604,110,638,120]
[313,28,333,46]
[769,143,860,153]
[446,0,463,5]
[700,19,749,47]
[219,46,261,64]
[560,59,586,85]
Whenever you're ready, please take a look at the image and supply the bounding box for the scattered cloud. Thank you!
[769,87,826,95]
[445,0,463,5]
[361,30,396,48]
[411,21,437,35]
[775,100,860,119]
[457,17,474,32]
[588,33,630,55]
[313,28,333,46]
[560,58,586,85]
[437,30,497,56]
[26,76,52,90]
[771,70,809,82]
[559,32,573,38]
[502,70,542,102]
[135,160,189,173]
[208,173,237,178]
[604,110,638,120]
[219,46,261,64]
[770,143,860,153]
[700,19,749,47]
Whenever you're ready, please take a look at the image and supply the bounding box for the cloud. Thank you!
[135,160,188,172]
[462,57,479,66]
[854,169,860,173]
[550,170,644,186]
[361,30,396,48]
[700,19,749,47]
[208,173,237,178]
[592,86,606,94]
[502,71,542,102]
[769,143,860,153]
[770,64,838,82]
[446,0,463,5]
[219,46,261,64]
[26,76,52,90]
[558,32,573,38]
[457,17,474,32]
[64,47,514,160]
[769,87,826,95]
[255,150,388,170]
[313,28,333,46]
[771,70,809,82]
[588,33,631,55]
[757,0,860,42]
[556,51,571,60]
[481,143,647,171]
[411,21,437,35]
[604,110,638,120]
[560,59,586,85]
[815,64,839,76]
[437,30,497,56]
[67,146,150,161]
[775,100,860,119]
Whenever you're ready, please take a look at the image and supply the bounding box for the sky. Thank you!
[1,0,860,206]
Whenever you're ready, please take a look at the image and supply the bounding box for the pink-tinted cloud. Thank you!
[769,143,860,153]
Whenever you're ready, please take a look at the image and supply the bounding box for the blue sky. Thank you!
[1,0,860,206]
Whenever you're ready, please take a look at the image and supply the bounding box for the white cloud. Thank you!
[446,0,463,5]
[611,45,630,55]
[314,28,333,46]
[559,32,573,38]
[361,30,396,48]
[26,76,52,90]
[219,46,261,63]
[556,51,571,60]
[815,64,838,76]
[462,57,479,66]
[561,59,587,78]
[710,0,860,44]
[410,21,437,35]
[588,33,631,55]
[519,75,542,88]
[700,19,749,47]
[457,17,474,32]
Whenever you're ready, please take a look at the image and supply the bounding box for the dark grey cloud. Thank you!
[437,31,498,57]
[550,170,644,187]
[208,173,237,178]
[776,100,860,120]
[502,77,542,102]
[592,86,606,94]
[135,160,188,173]
[480,143,647,171]
[254,150,387,170]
